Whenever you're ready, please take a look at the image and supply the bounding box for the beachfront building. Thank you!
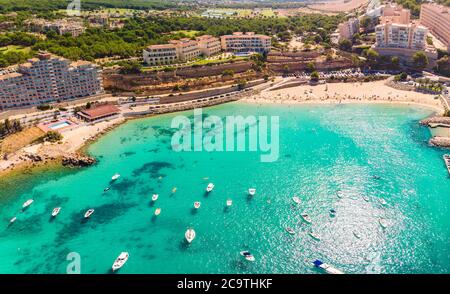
[337,18,360,41]
[169,38,201,62]
[143,44,178,66]
[76,104,120,123]
[25,18,85,37]
[381,3,411,24]
[196,35,222,57]
[220,32,272,54]
[420,3,450,53]
[374,21,437,67]
[0,52,103,110]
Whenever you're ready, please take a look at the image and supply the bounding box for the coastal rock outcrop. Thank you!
[429,136,450,148]
[420,116,450,126]
[62,154,96,167]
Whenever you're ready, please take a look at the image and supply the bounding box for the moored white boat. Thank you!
[111,173,120,181]
[185,228,196,243]
[22,199,34,209]
[10,217,17,224]
[206,183,214,193]
[154,208,161,216]
[336,190,344,198]
[112,252,129,272]
[240,251,255,262]
[226,199,233,207]
[312,259,344,274]
[84,209,94,218]
[379,218,388,228]
[362,195,369,202]
[194,201,201,209]
[353,231,361,239]
[285,227,295,235]
[301,213,312,224]
[309,231,321,240]
[379,198,387,205]
[248,188,256,196]
[52,207,61,217]
[152,194,159,201]
[292,196,301,204]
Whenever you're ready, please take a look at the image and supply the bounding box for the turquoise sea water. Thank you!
[0,102,449,274]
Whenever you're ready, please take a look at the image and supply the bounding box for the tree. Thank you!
[310,71,320,82]
[412,51,429,70]
[364,48,379,67]
[306,62,316,72]
[237,80,247,90]
[360,16,372,32]
[339,38,352,52]
[391,56,400,70]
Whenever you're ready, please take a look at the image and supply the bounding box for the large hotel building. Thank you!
[220,32,272,54]
[0,53,103,110]
[420,3,450,53]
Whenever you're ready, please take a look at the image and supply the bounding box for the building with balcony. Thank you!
[337,18,360,41]
[420,3,450,53]
[196,35,222,56]
[220,32,272,54]
[0,53,103,110]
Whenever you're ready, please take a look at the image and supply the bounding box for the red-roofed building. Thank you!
[76,104,120,122]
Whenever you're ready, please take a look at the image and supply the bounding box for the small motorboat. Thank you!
[309,231,321,240]
[154,208,161,216]
[206,183,214,193]
[329,209,336,217]
[194,201,201,209]
[379,198,387,206]
[372,175,381,180]
[152,194,159,202]
[226,199,233,207]
[248,188,256,196]
[312,259,344,274]
[285,227,295,235]
[379,218,388,229]
[292,196,301,204]
[51,207,61,217]
[240,251,255,262]
[353,231,361,239]
[185,228,196,243]
[172,187,177,193]
[362,195,370,202]
[336,190,344,199]
[84,209,94,218]
[301,213,312,224]
[111,174,120,181]
[112,252,129,272]
[9,217,17,224]
[22,199,34,209]
[104,187,110,192]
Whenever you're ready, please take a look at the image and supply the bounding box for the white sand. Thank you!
[242,80,445,114]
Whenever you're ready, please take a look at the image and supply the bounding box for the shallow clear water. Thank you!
[0,102,449,274]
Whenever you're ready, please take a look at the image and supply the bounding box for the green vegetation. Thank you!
[40,130,63,143]
[339,39,352,52]
[0,118,22,138]
[310,71,319,82]
[436,56,450,77]
[411,51,429,70]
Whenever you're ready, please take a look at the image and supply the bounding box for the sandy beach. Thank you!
[242,80,445,114]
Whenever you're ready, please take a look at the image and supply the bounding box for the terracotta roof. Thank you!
[80,104,120,119]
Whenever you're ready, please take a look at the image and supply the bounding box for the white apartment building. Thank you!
[420,3,450,52]
[169,38,201,62]
[143,44,178,66]
[375,21,427,50]
[196,35,221,56]
[338,18,360,41]
[220,32,271,54]
[0,53,103,110]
